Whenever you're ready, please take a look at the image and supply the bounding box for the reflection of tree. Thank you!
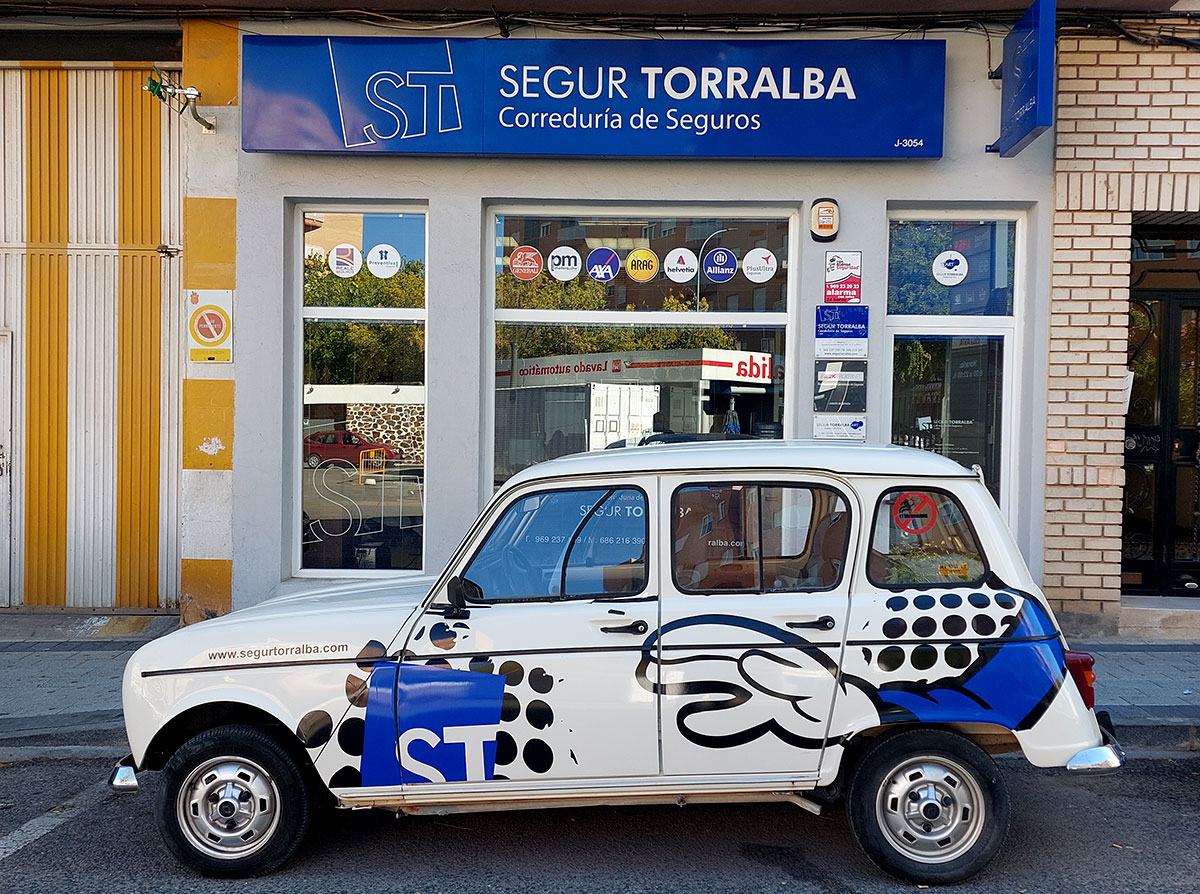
[495,274,737,360]
[893,337,934,390]
[1127,301,1159,426]
[887,221,1016,315]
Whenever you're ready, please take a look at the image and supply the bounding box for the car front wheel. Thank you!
[156,724,311,877]
[304,453,322,468]
[846,729,1010,884]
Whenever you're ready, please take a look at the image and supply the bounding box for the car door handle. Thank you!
[600,620,649,635]
[786,615,836,631]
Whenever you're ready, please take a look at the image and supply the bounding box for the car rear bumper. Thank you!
[108,754,140,793]
[1066,710,1125,775]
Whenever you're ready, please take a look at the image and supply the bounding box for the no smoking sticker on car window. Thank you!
[893,492,937,535]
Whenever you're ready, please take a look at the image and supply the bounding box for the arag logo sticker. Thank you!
[742,248,778,284]
[625,248,659,283]
[703,248,738,284]
[509,245,544,281]
[547,246,582,281]
[663,247,699,283]
[330,243,363,278]
[586,247,621,282]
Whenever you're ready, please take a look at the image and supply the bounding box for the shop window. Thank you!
[887,220,1015,316]
[463,487,647,601]
[868,489,986,588]
[672,484,849,593]
[300,209,427,572]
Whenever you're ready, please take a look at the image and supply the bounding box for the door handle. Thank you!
[600,620,649,635]
[786,615,835,631]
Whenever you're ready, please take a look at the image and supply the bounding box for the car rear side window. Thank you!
[868,488,987,588]
[673,484,850,593]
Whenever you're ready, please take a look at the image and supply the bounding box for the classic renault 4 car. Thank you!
[112,442,1122,883]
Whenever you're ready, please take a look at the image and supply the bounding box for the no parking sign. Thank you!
[187,289,233,362]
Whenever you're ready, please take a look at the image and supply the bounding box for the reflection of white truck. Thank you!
[496,382,659,479]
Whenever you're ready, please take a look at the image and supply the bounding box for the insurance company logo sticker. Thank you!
[703,248,738,284]
[625,248,660,283]
[663,247,699,283]
[586,247,621,282]
[365,243,401,279]
[330,243,363,278]
[509,245,544,281]
[547,246,582,281]
[932,250,968,286]
[741,248,778,283]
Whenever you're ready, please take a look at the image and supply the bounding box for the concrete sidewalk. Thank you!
[0,613,1196,748]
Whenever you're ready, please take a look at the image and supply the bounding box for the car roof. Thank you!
[504,440,978,488]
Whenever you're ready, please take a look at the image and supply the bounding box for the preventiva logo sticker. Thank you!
[703,248,738,284]
[366,244,401,279]
[586,247,621,282]
[625,248,659,283]
[547,246,582,281]
[509,245,544,281]
[742,248,778,284]
[663,247,699,283]
[330,243,362,278]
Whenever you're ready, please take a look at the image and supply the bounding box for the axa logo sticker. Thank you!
[586,247,621,282]
[360,665,505,786]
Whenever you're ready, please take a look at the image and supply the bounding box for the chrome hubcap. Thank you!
[875,754,985,864]
[177,756,279,860]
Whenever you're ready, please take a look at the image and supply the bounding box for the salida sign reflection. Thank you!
[242,37,945,158]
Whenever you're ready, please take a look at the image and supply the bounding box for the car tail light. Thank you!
[1064,649,1097,709]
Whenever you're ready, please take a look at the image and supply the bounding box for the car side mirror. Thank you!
[445,576,472,619]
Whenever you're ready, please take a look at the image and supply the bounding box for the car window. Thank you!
[868,488,987,588]
[463,487,648,601]
[673,484,849,593]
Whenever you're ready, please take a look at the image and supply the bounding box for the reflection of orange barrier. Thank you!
[359,448,386,483]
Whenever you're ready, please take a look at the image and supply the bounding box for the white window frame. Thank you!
[486,203,801,491]
[291,201,429,578]
[883,209,1025,519]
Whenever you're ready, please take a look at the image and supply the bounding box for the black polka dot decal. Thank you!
[425,657,451,668]
[995,592,1017,609]
[914,594,935,610]
[861,647,872,663]
[499,661,524,686]
[430,622,457,650]
[337,717,365,757]
[940,593,963,608]
[345,674,369,708]
[355,640,388,670]
[882,618,907,639]
[912,617,937,638]
[523,739,554,774]
[413,626,425,642]
[943,615,967,637]
[469,656,494,674]
[501,693,521,722]
[496,731,517,766]
[529,668,554,694]
[526,699,554,730]
[911,645,937,671]
[878,646,905,672]
[973,615,997,636]
[296,711,333,749]
[945,644,972,669]
[968,592,991,608]
[886,596,908,612]
[330,766,361,788]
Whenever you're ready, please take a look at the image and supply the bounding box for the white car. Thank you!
[111,442,1122,883]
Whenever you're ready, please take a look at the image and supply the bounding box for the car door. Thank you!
[362,478,660,789]
[653,474,860,780]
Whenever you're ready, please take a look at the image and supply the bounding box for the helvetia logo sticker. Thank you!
[663,248,699,283]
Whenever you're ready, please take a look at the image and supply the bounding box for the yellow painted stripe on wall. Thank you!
[182,378,234,471]
[116,70,163,608]
[180,558,232,619]
[182,20,239,107]
[24,69,70,606]
[183,197,236,289]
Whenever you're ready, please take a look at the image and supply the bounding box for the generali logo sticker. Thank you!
[509,245,544,281]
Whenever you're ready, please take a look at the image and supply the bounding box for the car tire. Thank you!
[846,729,1010,885]
[304,453,322,469]
[156,724,312,877]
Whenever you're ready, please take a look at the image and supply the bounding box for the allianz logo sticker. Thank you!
[361,665,506,785]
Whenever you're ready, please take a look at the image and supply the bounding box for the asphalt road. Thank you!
[1,733,1197,893]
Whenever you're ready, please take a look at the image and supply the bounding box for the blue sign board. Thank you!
[815,306,869,358]
[988,0,1055,157]
[242,37,946,159]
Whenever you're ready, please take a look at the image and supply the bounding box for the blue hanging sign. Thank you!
[242,36,945,159]
[987,0,1056,157]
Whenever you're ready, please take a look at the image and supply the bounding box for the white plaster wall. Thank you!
[232,25,1054,608]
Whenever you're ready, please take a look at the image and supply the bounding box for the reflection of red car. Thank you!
[303,431,402,468]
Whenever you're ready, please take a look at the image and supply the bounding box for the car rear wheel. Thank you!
[304,453,322,468]
[157,724,311,877]
[846,729,1010,884]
